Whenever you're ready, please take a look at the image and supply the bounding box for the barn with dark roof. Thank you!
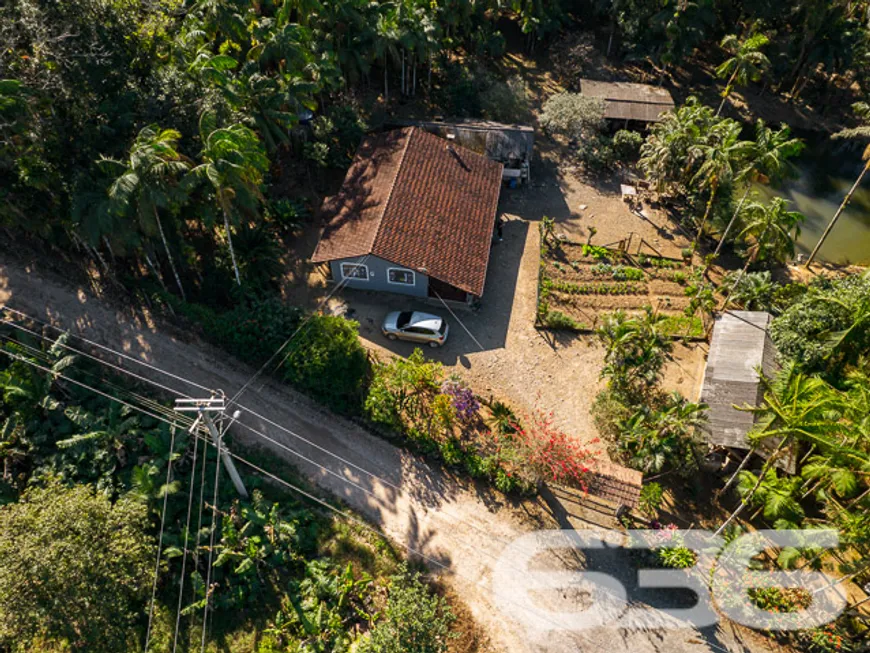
[311,127,503,304]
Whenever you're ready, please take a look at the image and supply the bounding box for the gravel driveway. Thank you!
[323,178,708,450]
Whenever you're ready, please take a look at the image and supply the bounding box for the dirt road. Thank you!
[0,259,779,653]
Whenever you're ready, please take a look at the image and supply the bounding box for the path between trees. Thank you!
[0,259,781,653]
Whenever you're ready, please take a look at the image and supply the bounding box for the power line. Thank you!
[225,253,372,409]
[429,286,488,353]
[0,346,736,652]
[144,412,179,652]
[0,305,215,395]
[173,415,202,653]
[200,416,224,653]
[0,316,193,399]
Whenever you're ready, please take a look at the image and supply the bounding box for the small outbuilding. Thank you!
[579,79,675,126]
[387,118,534,183]
[698,311,796,473]
[311,127,503,304]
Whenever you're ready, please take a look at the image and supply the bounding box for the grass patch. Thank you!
[658,314,705,338]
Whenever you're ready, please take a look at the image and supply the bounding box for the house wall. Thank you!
[328,255,428,298]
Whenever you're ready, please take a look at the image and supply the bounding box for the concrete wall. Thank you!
[328,255,428,298]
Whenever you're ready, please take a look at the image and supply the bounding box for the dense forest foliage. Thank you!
[2,0,869,307]
[3,0,870,651]
[0,329,458,652]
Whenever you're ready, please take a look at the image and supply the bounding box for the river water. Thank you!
[753,134,870,265]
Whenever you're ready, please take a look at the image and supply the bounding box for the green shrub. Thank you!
[463,453,486,479]
[638,482,664,518]
[581,244,612,260]
[439,438,464,467]
[283,315,369,414]
[540,92,606,141]
[657,546,697,569]
[612,129,643,160]
[358,564,455,653]
[268,197,309,232]
[480,75,531,123]
[542,310,584,331]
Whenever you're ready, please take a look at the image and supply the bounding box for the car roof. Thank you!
[409,312,443,331]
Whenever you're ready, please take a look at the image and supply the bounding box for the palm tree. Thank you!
[715,32,771,116]
[639,97,714,193]
[714,362,844,536]
[715,121,804,256]
[690,119,753,249]
[597,308,671,401]
[735,196,805,265]
[99,125,191,300]
[189,113,269,286]
[724,270,774,311]
[806,103,870,267]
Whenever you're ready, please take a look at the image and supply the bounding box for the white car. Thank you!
[382,311,449,348]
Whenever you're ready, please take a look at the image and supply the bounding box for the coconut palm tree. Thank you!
[724,270,774,311]
[715,32,771,116]
[735,196,805,265]
[639,97,715,193]
[690,119,753,249]
[715,121,804,256]
[189,113,269,286]
[806,103,870,267]
[99,125,191,300]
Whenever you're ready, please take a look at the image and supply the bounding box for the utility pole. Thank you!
[175,396,248,499]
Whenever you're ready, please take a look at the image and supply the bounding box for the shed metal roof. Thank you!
[579,79,675,123]
[699,311,796,473]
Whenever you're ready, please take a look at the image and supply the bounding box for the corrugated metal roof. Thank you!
[579,79,675,123]
[699,311,796,473]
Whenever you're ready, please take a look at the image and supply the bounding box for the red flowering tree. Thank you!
[511,409,597,488]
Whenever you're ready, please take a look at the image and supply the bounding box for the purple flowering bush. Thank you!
[440,378,480,421]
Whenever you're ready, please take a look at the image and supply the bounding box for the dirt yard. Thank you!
[284,152,708,453]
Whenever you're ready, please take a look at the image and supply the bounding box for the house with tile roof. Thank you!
[311,127,504,304]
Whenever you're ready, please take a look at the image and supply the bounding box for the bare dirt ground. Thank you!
[0,256,790,653]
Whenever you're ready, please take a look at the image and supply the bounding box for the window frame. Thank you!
[340,262,369,281]
[387,267,415,286]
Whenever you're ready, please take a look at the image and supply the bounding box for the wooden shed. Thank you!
[699,311,796,473]
[578,79,675,124]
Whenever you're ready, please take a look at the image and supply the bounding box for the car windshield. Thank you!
[438,321,447,334]
[396,311,413,329]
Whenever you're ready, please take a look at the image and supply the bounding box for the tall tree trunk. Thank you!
[693,180,718,252]
[806,160,869,267]
[716,69,738,117]
[144,251,168,293]
[223,208,242,286]
[714,438,788,537]
[412,56,416,96]
[715,185,751,256]
[718,448,756,497]
[153,207,186,301]
[401,49,405,96]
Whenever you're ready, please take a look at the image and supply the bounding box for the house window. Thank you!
[387,268,415,285]
[340,262,369,280]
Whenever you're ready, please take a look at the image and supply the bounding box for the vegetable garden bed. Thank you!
[536,240,708,339]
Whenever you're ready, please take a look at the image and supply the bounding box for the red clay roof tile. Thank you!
[311,127,503,296]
